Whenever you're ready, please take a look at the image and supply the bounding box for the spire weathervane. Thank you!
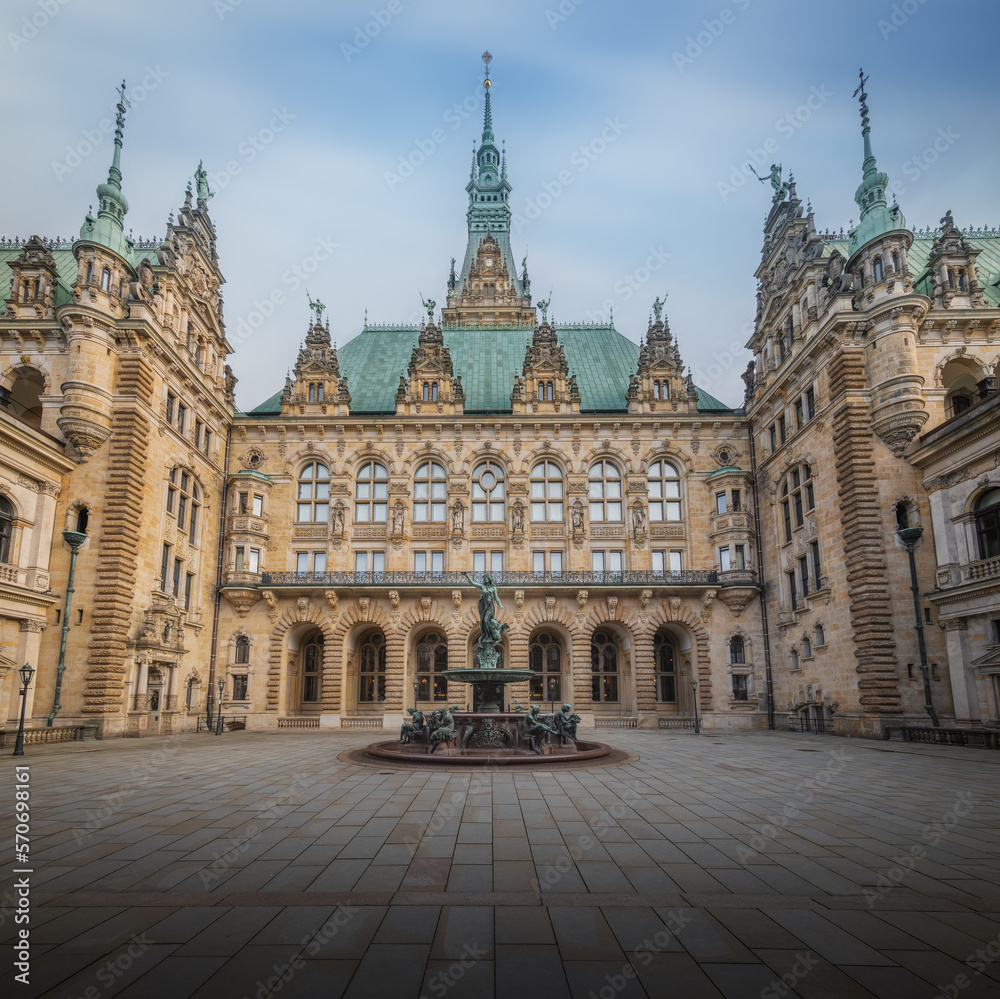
[482,50,492,88]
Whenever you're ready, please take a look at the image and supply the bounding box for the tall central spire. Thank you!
[442,52,534,327]
[848,68,905,257]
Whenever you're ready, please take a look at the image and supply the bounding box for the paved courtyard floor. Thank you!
[2,729,999,999]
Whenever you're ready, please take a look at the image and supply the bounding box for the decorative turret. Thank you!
[396,300,464,415]
[78,82,131,259]
[847,69,907,259]
[442,53,534,328]
[4,236,58,321]
[281,297,350,415]
[511,311,579,414]
[628,297,698,414]
[926,210,986,309]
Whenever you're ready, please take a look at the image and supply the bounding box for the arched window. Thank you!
[302,634,323,702]
[422,382,439,402]
[297,463,330,523]
[414,462,447,522]
[891,251,900,273]
[416,632,448,702]
[590,630,619,702]
[234,635,250,664]
[529,632,562,702]
[654,631,677,702]
[647,461,681,521]
[975,488,1000,560]
[530,462,563,522]
[790,648,800,671]
[780,463,814,542]
[942,360,980,419]
[355,462,388,522]
[4,369,44,429]
[100,268,111,292]
[359,632,387,702]
[873,257,883,283]
[729,635,746,664]
[802,636,812,658]
[589,460,623,522]
[0,497,13,563]
[814,623,825,647]
[471,461,505,523]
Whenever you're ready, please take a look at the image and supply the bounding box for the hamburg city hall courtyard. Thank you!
[2,729,1000,999]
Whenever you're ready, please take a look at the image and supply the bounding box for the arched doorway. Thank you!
[285,629,325,714]
[590,629,622,708]
[414,631,448,707]
[529,631,564,709]
[356,630,387,710]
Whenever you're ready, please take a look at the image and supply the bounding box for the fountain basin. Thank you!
[440,668,536,684]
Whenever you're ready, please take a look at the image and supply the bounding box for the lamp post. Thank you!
[896,525,940,728]
[12,663,35,757]
[214,677,225,736]
[49,530,87,726]
[548,677,556,716]
[691,678,701,735]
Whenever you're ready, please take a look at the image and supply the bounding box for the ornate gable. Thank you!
[511,319,579,414]
[281,310,350,415]
[395,319,464,415]
[927,210,986,309]
[627,301,697,414]
[3,236,58,321]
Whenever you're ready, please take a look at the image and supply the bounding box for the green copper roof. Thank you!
[247,323,737,416]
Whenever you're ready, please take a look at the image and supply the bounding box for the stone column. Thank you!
[15,619,46,723]
[942,618,976,724]
[633,626,658,727]
[570,630,594,728]
[383,629,406,728]
[134,657,150,711]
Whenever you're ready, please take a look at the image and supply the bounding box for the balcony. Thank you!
[259,569,732,588]
[964,557,1000,583]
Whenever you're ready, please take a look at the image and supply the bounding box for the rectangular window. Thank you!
[414,551,426,575]
[769,425,777,452]
[592,551,604,574]
[805,387,815,420]
[166,392,176,424]
[178,496,187,530]
[719,547,731,572]
[734,544,746,570]
[731,489,742,513]
[652,551,664,575]
[794,491,803,527]
[732,674,749,701]
[811,541,822,588]
[778,414,787,444]
[413,551,443,575]
[248,548,260,574]
[176,403,187,434]
[234,546,245,571]
[533,551,545,575]
[232,675,248,700]
[252,494,264,516]
[188,505,198,545]
[355,552,367,574]
[184,573,194,611]
[195,419,204,448]
[160,543,170,592]
[715,492,727,515]
[238,492,248,514]
[166,486,176,514]
[795,399,804,430]
[491,551,503,576]
[202,428,211,456]
[782,501,792,543]
[296,552,309,574]
[806,481,815,510]
[173,558,182,597]
[473,551,486,575]
[550,551,562,575]
[593,550,622,578]
[372,552,385,574]
[787,570,797,610]
[314,552,326,574]
[798,556,810,596]
[991,620,1000,644]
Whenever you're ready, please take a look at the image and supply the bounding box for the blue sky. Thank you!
[2,0,997,410]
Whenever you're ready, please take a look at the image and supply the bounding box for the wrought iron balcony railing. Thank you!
[257,568,742,588]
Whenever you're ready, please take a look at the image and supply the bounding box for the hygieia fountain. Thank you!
[365,574,611,766]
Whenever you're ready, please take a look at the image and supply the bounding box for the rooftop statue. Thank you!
[652,294,667,323]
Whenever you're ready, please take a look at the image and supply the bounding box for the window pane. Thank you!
[314,504,328,522]
[431,552,443,573]
[649,501,663,521]
[356,504,370,522]
[314,552,326,573]
[373,504,387,522]
[664,481,680,498]
[549,481,562,499]
[530,482,545,499]
[549,502,563,521]
[592,552,605,572]
[665,502,681,521]
[415,482,429,499]
[489,502,503,522]
[431,503,446,522]
[356,482,371,500]
[652,551,664,573]
[550,552,562,574]
[473,552,485,573]
[531,503,545,521]
[533,551,545,573]
[607,502,622,521]
[297,504,311,522]
[373,483,388,500]
[297,552,308,573]
[609,552,622,573]
[355,552,367,572]
[372,552,385,572]
[491,552,503,574]
[669,551,682,571]
[606,480,622,499]
[590,502,604,521]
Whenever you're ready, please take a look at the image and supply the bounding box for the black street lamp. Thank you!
[214,677,226,736]
[12,663,35,757]
[896,525,940,728]
[691,678,701,735]
[548,677,557,716]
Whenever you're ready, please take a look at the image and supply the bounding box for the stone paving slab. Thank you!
[2,729,999,998]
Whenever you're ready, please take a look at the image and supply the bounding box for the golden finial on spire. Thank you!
[482,50,492,89]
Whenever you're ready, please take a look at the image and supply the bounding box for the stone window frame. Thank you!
[645,457,683,523]
[227,628,254,703]
[413,460,448,523]
[529,459,565,523]
[297,460,332,524]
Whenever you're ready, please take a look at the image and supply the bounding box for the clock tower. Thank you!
[441,52,535,328]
